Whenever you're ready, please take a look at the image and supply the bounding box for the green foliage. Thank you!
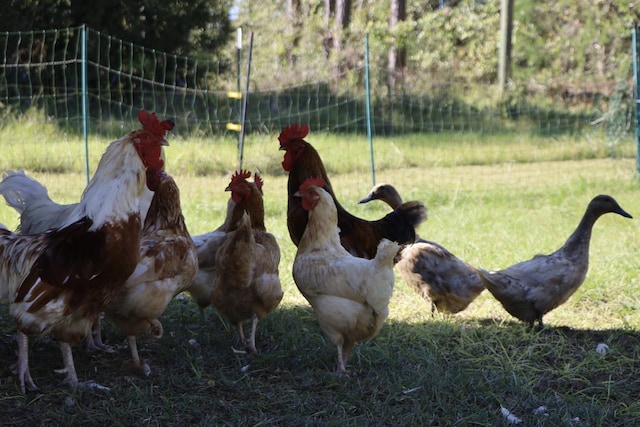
[0,0,233,57]
[233,0,639,111]
[409,0,501,89]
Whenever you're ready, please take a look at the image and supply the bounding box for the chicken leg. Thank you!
[247,313,259,353]
[56,341,79,388]
[84,317,113,353]
[336,344,349,376]
[127,335,151,376]
[14,330,37,392]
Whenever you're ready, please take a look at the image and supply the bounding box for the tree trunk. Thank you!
[286,0,302,66]
[323,0,335,58]
[388,0,406,94]
[333,0,351,53]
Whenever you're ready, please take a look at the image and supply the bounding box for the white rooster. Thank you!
[0,110,171,392]
[0,169,154,235]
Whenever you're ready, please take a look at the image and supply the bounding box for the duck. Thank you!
[359,183,485,314]
[477,194,632,327]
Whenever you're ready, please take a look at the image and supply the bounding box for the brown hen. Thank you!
[105,169,197,375]
[187,170,283,352]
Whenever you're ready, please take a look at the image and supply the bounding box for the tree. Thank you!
[0,0,233,57]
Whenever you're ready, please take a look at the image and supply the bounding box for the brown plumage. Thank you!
[478,195,632,327]
[279,123,426,259]
[105,169,197,376]
[0,168,154,352]
[186,170,283,352]
[0,110,170,392]
[359,183,485,314]
[187,191,238,313]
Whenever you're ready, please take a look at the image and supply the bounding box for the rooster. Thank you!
[292,177,400,375]
[0,160,154,353]
[0,170,112,351]
[279,123,426,259]
[0,110,171,392]
[104,168,197,375]
[0,169,154,235]
[188,170,283,352]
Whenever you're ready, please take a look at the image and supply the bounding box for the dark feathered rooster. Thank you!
[0,110,171,392]
[279,123,426,259]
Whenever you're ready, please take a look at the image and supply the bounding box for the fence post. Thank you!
[365,33,375,187]
[236,28,242,169]
[237,31,253,171]
[81,24,90,184]
[633,25,640,175]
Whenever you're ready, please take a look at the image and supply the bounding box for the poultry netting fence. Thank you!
[0,25,636,175]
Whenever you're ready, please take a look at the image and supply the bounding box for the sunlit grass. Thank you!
[0,116,639,425]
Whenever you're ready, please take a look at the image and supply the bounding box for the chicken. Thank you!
[188,231,227,313]
[359,183,485,314]
[0,165,154,352]
[478,194,632,327]
[292,177,400,375]
[0,169,154,234]
[211,170,283,352]
[187,199,235,313]
[104,168,197,375]
[0,109,171,392]
[278,123,426,259]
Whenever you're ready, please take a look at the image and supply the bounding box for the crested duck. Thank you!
[359,183,485,314]
[478,194,632,327]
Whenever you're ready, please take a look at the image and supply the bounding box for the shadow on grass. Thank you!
[1,299,639,426]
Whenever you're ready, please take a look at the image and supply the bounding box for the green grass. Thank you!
[0,124,639,425]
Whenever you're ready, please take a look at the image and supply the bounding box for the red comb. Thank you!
[230,169,252,184]
[254,171,264,193]
[299,177,325,191]
[278,123,309,146]
[138,110,175,137]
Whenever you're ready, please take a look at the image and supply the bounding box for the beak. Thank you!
[294,190,302,198]
[359,193,374,204]
[161,138,170,146]
[617,207,633,219]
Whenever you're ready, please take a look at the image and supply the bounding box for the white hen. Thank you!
[292,177,399,375]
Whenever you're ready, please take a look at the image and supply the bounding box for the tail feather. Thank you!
[0,170,51,215]
[0,170,77,234]
[365,238,400,315]
[396,200,428,228]
[377,200,427,245]
[374,238,402,266]
[215,212,254,289]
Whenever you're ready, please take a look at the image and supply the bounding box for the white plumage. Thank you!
[292,178,399,375]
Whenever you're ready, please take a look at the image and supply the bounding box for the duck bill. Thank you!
[359,194,374,204]
[617,207,633,219]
